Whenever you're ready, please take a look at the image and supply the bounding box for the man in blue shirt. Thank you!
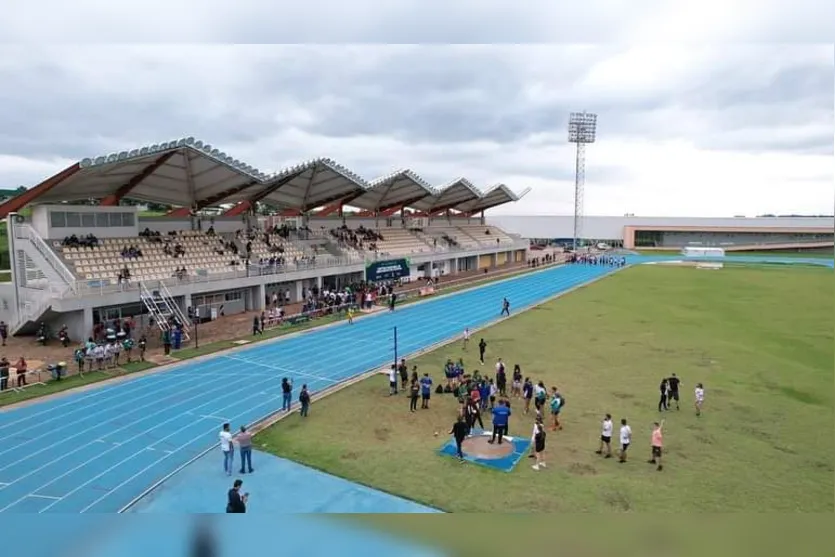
[419,373,433,409]
[488,399,511,445]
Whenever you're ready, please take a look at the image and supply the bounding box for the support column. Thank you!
[255,283,266,311]
[181,293,192,314]
[295,280,303,302]
[82,307,94,339]
[316,275,323,290]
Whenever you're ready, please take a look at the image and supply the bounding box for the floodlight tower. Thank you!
[567,111,597,251]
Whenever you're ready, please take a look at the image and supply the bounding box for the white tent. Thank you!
[681,246,725,257]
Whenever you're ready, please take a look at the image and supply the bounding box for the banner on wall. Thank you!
[365,258,410,282]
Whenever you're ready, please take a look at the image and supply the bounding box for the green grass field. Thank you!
[257,264,834,512]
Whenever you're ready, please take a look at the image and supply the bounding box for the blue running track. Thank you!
[0,262,619,513]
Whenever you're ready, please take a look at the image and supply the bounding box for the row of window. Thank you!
[50,211,136,228]
[192,290,244,307]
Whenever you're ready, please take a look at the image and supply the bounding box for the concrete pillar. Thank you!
[316,275,323,290]
[82,307,94,338]
[255,283,266,311]
[295,279,303,302]
[181,293,192,314]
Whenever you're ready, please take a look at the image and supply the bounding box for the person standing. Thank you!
[281,377,293,412]
[398,358,408,391]
[648,420,665,471]
[596,413,613,458]
[237,426,254,474]
[478,338,487,365]
[694,383,705,417]
[409,378,420,412]
[388,365,398,396]
[618,418,632,463]
[657,378,669,412]
[15,357,27,388]
[495,359,507,397]
[549,387,563,431]
[219,423,234,476]
[532,419,547,471]
[419,372,433,409]
[226,479,248,513]
[522,377,534,414]
[488,399,511,445]
[500,297,510,316]
[666,373,681,410]
[299,384,311,417]
[449,416,469,462]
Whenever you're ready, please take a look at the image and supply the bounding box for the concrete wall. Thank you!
[32,205,139,240]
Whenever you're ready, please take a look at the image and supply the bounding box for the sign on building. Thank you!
[366,258,410,282]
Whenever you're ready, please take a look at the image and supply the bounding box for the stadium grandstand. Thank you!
[0,136,532,342]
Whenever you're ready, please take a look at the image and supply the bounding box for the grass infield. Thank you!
[256,264,834,512]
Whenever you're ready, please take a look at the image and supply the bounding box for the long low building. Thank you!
[488,215,834,251]
[0,137,531,340]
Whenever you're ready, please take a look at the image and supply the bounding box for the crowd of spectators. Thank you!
[330,225,382,252]
[61,233,99,248]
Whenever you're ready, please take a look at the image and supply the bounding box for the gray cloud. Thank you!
[0,42,831,216]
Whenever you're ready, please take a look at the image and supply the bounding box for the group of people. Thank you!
[61,233,99,249]
[329,224,383,252]
[567,252,627,267]
[73,334,147,373]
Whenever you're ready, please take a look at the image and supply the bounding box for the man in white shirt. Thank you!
[388,365,398,396]
[462,328,470,350]
[694,383,705,417]
[618,418,632,463]
[220,423,234,476]
[596,413,613,458]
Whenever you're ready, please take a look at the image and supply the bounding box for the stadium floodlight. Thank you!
[139,147,149,156]
[186,137,195,145]
[567,111,598,252]
[177,139,186,147]
[194,140,203,149]
[211,149,220,157]
[118,151,128,160]
[95,156,106,165]
[203,144,212,152]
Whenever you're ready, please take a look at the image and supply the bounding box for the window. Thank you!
[96,213,110,227]
[122,212,135,226]
[50,212,66,227]
[225,291,243,301]
[65,212,81,227]
[81,213,95,228]
[109,213,123,227]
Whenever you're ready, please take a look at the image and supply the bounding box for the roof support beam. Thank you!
[223,201,252,217]
[195,178,262,210]
[100,152,176,206]
[247,173,300,206]
[429,199,473,215]
[379,205,401,217]
[0,162,81,218]
[377,192,432,212]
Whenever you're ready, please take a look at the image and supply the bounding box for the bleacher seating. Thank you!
[56,231,245,282]
[246,234,306,261]
[420,227,479,249]
[456,224,515,246]
[372,227,433,256]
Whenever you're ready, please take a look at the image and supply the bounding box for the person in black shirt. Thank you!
[666,373,681,410]
[299,384,311,417]
[226,479,248,513]
[398,359,408,390]
[658,378,669,412]
[409,379,420,412]
[478,338,487,365]
[501,297,510,316]
[449,416,469,461]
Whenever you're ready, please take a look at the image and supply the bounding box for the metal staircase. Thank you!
[139,281,191,341]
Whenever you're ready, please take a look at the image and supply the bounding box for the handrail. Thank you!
[13,223,77,287]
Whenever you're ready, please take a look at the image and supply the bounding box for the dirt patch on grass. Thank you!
[568,462,598,476]
[601,488,632,511]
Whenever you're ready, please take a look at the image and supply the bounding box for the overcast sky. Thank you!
[0,2,832,216]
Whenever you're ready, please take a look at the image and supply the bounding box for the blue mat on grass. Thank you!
[438,429,530,472]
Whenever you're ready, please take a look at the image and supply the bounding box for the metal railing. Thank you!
[11,282,71,333]
[54,254,365,298]
[12,223,77,286]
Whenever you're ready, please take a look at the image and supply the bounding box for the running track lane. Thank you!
[0,263,619,513]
